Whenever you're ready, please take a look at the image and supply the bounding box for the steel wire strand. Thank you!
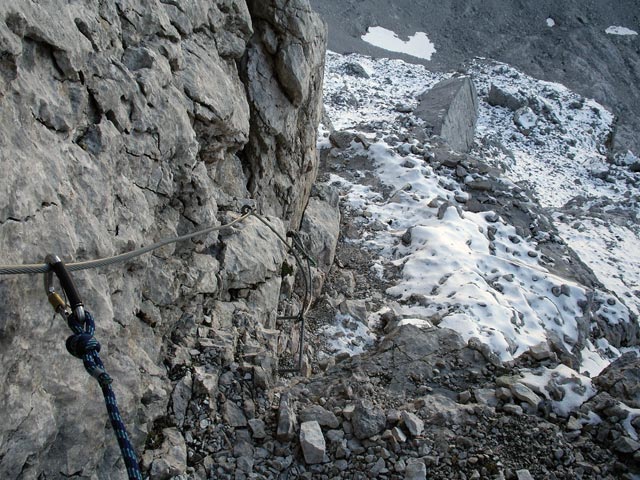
[0,210,252,275]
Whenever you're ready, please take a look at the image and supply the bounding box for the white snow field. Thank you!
[605,26,638,36]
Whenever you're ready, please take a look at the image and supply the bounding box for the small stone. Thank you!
[516,469,534,480]
[502,404,523,416]
[474,388,499,407]
[528,342,552,360]
[566,416,582,431]
[510,383,542,407]
[237,456,254,473]
[326,429,344,443]
[495,387,512,401]
[401,228,413,246]
[299,421,326,464]
[276,394,297,442]
[300,405,340,429]
[391,426,407,443]
[404,460,427,480]
[342,404,355,419]
[459,390,472,404]
[401,411,424,437]
[223,401,247,428]
[613,436,640,453]
[496,374,521,387]
[371,457,386,475]
[248,418,267,439]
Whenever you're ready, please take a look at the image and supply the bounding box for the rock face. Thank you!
[414,76,478,153]
[0,1,326,477]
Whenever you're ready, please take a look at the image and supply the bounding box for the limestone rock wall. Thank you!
[0,1,326,478]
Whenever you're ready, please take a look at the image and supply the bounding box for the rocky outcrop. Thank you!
[414,76,478,153]
[0,0,326,477]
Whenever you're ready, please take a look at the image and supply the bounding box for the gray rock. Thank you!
[300,405,340,429]
[415,76,478,153]
[172,373,193,428]
[528,342,552,360]
[488,84,526,111]
[502,404,524,416]
[513,106,538,133]
[223,401,248,428]
[329,130,357,149]
[352,399,386,439]
[371,457,386,475]
[516,469,534,480]
[510,383,542,407]
[612,436,640,453]
[299,421,326,464]
[248,418,267,440]
[149,428,187,480]
[401,411,425,437]
[276,393,298,442]
[474,388,499,407]
[594,352,640,408]
[343,62,370,78]
[404,461,427,480]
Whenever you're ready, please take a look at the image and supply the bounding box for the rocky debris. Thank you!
[415,76,478,153]
[299,420,327,464]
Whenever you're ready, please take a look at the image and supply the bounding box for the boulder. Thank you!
[415,76,478,153]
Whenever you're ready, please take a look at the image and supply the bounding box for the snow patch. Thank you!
[361,26,436,61]
[605,26,638,36]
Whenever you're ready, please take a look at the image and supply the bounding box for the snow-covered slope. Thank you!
[320,50,639,415]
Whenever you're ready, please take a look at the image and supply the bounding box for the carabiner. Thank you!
[44,254,85,323]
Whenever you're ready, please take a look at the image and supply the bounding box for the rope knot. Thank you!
[66,332,101,358]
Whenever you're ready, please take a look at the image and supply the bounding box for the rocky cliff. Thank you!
[0,1,326,478]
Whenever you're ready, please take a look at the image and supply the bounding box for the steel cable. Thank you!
[0,210,252,275]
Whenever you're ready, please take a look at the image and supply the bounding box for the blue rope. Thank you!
[65,310,143,480]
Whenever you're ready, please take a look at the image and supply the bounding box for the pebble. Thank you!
[401,411,425,437]
[510,383,542,407]
[404,460,427,480]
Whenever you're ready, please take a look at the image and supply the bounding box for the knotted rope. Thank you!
[65,310,142,480]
